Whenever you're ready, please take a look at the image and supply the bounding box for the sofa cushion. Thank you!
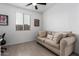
[38,31,47,37]
[45,39,60,49]
[60,31,72,37]
[47,31,55,35]
[47,34,54,40]
[37,37,47,42]
[47,31,52,35]
[53,32,63,44]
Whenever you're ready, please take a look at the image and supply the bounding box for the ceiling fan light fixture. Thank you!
[26,3,47,10]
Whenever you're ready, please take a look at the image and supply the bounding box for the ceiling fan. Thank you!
[25,3,47,10]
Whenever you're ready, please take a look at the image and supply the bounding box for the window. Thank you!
[24,14,30,30]
[16,12,30,31]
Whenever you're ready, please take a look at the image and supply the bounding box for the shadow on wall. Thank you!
[75,34,79,54]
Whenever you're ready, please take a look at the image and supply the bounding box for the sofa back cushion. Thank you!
[53,32,63,44]
[47,31,52,35]
[61,31,72,37]
[47,31,55,35]
[38,31,47,37]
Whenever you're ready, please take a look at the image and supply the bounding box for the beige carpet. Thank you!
[1,41,77,56]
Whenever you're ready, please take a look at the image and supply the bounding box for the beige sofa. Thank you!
[36,31,76,56]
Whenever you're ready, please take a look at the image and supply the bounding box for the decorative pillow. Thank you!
[38,31,47,37]
[53,33,63,43]
[47,34,53,40]
[52,32,55,36]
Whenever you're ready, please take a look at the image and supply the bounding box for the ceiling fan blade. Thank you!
[37,3,46,5]
[26,3,32,6]
[35,5,38,10]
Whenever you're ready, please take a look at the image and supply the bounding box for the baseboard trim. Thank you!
[5,40,35,47]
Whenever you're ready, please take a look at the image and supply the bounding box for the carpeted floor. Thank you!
[1,41,78,56]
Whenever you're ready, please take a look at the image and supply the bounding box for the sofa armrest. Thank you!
[60,39,67,56]
[61,36,76,45]
[60,36,76,56]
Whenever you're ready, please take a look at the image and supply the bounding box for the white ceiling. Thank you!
[9,3,54,13]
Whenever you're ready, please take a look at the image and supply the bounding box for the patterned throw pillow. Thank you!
[53,33,63,43]
[47,34,54,40]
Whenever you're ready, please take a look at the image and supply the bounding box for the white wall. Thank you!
[0,3,42,45]
[43,3,79,54]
